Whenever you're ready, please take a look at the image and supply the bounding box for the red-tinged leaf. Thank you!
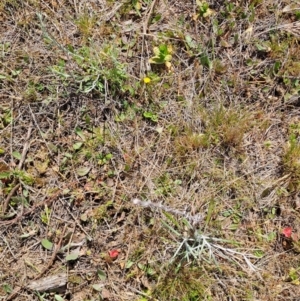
[282,227,292,238]
[108,249,119,259]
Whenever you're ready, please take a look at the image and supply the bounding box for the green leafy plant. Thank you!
[0,107,12,129]
[149,44,173,69]
[97,152,113,165]
[143,111,158,122]
[196,0,214,18]
[286,267,300,285]
[221,204,243,231]
[0,168,34,186]
[40,205,51,225]
[49,44,127,95]
[154,172,182,196]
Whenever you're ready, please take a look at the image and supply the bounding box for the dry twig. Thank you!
[1,183,21,216]
[143,0,158,34]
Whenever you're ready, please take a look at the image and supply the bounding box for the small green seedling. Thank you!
[40,205,51,225]
[97,152,113,165]
[149,44,173,69]
[143,111,158,122]
[196,0,214,18]
[287,267,300,285]
[2,284,12,294]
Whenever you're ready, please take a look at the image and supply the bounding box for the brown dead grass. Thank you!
[1,0,300,301]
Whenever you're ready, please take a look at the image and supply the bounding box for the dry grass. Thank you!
[1,0,300,300]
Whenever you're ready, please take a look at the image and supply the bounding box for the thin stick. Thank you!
[143,0,158,34]
[18,124,33,170]
[1,183,21,215]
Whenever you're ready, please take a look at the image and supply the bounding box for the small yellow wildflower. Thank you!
[143,77,151,84]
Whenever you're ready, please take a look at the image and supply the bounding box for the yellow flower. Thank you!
[143,77,151,84]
